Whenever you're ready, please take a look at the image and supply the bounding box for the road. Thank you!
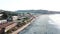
[19,15,49,34]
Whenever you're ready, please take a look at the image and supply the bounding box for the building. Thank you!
[12,16,18,21]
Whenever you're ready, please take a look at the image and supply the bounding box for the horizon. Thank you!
[0,9,60,12]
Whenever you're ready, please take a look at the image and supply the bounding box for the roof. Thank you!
[0,22,14,30]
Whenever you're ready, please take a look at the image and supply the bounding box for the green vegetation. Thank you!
[0,10,34,34]
[6,16,33,34]
[0,10,18,20]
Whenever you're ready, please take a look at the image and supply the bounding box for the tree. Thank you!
[1,12,8,19]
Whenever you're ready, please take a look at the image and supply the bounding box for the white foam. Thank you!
[49,14,60,29]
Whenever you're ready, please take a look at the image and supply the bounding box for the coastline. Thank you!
[11,17,36,34]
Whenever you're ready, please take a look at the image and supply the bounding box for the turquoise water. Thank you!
[19,14,60,34]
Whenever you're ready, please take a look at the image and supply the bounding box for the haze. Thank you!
[0,0,60,11]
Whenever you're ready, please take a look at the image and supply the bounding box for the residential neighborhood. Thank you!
[0,10,35,34]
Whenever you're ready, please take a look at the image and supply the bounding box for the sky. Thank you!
[0,0,60,11]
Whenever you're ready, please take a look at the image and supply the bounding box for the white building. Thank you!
[12,16,18,21]
[0,20,7,23]
[0,14,7,23]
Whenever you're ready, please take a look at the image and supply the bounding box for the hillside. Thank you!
[16,10,60,14]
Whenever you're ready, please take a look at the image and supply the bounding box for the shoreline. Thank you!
[11,17,36,34]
